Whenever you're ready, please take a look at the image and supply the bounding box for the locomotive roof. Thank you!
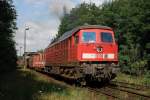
[47,25,112,48]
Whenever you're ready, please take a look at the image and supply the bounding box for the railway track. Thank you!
[87,81,150,100]
[111,81,150,90]
[87,87,120,99]
[34,69,150,99]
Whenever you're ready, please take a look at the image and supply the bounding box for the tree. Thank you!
[0,0,17,73]
[57,0,150,75]
[58,3,99,37]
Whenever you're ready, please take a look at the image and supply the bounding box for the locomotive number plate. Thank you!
[82,53,97,59]
[82,53,114,59]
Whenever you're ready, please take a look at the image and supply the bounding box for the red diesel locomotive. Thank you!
[28,25,119,85]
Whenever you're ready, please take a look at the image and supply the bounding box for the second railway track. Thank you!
[87,81,150,100]
[111,81,150,90]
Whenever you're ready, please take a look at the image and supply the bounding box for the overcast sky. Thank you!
[13,0,106,55]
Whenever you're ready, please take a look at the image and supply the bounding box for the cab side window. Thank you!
[74,34,79,45]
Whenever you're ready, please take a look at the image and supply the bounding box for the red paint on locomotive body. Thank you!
[78,29,118,62]
[44,25,118,66]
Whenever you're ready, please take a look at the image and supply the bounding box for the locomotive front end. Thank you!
[78,27,119,82]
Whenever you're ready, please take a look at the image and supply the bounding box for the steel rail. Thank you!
[108,85,150,98]
[111,81,150,89]
[87,87,121,99]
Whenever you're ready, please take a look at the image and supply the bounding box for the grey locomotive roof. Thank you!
[47,25,112,48]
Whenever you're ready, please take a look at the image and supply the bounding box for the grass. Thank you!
[2,69,149,100]
[0,69,107,100]
[114,73,143,84]
[113,72,150,86]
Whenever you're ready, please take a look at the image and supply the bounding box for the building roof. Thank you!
[47,25,112,48]
[24,52,40,56]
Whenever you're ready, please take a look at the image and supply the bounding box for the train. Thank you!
[27,25,119,85]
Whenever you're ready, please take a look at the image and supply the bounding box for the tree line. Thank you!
[57,0,150,75]
[0,0,17,73]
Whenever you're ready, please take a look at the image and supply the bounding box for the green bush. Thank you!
[144,71,150,86]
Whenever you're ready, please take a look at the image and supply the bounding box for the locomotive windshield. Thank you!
[82,32,96,43]
[101,32,113,43]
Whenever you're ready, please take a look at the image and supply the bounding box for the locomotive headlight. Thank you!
[96,47,103,52]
